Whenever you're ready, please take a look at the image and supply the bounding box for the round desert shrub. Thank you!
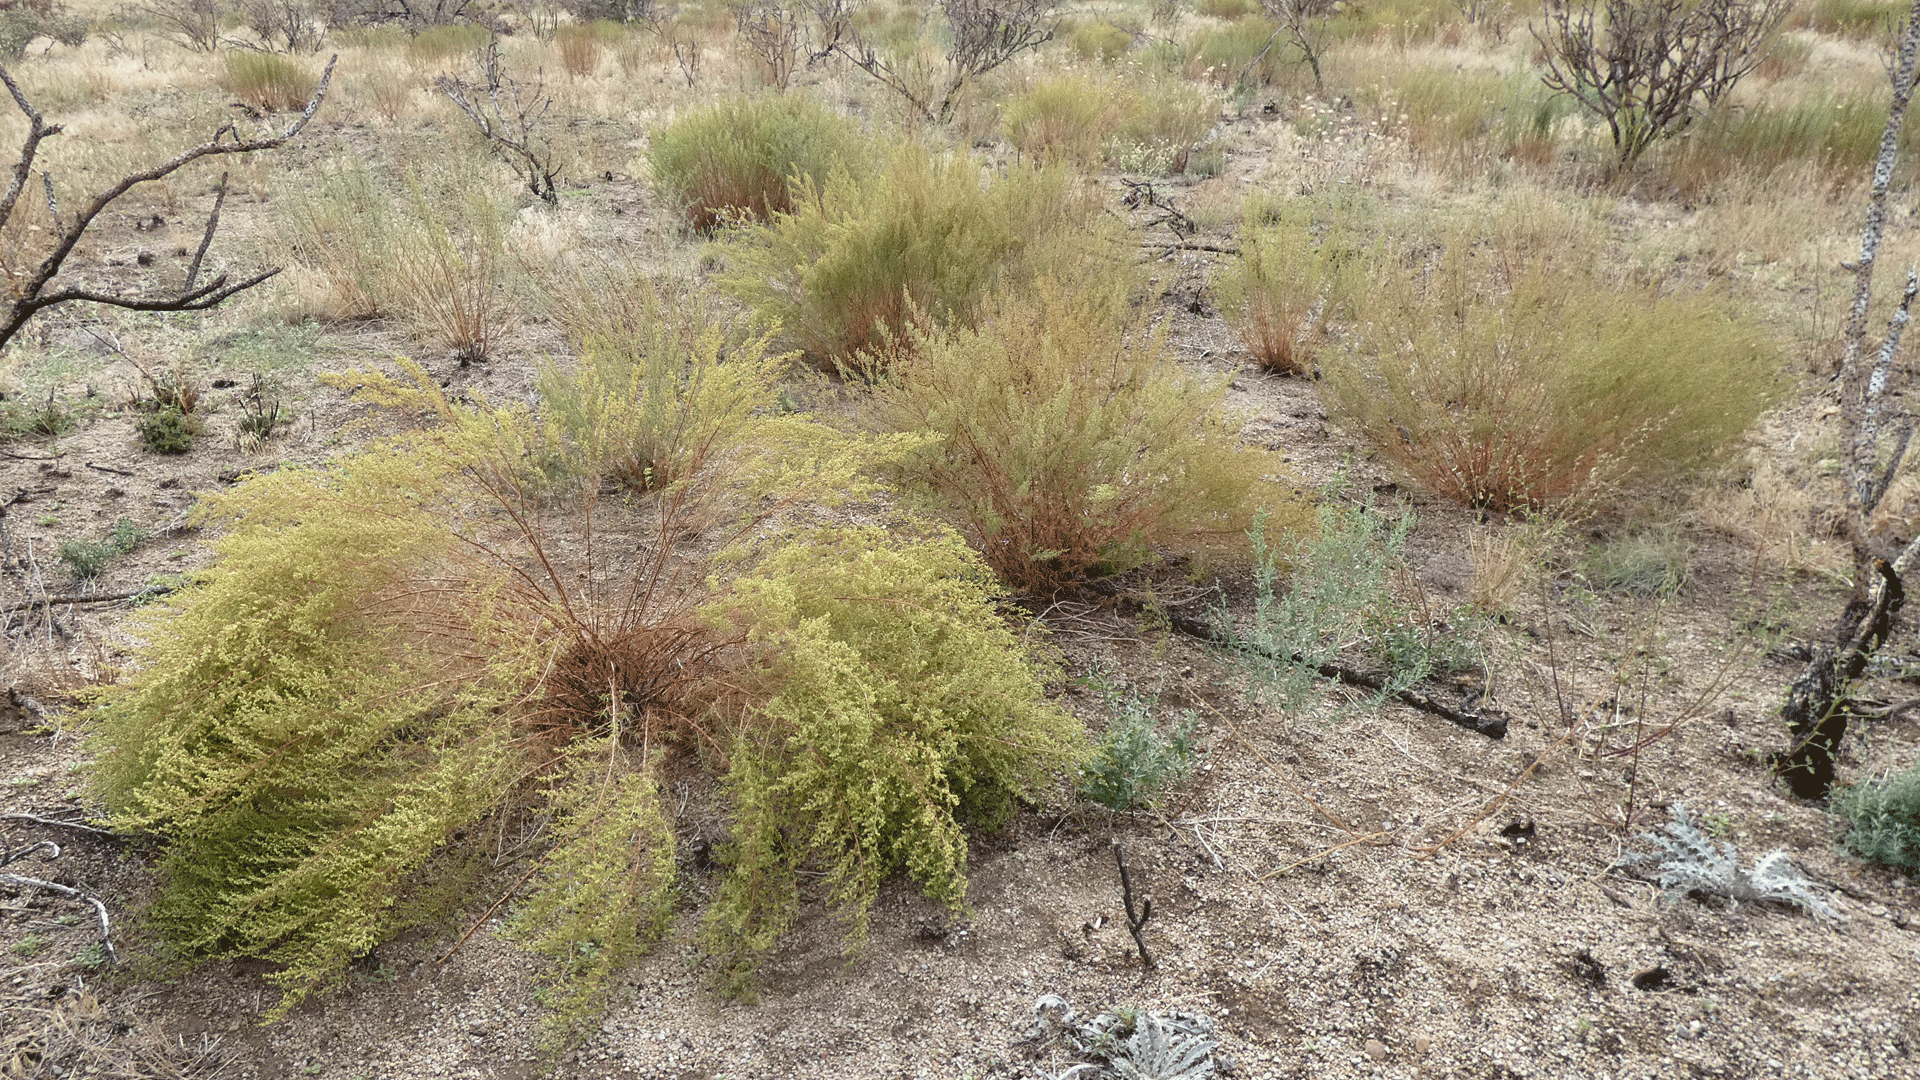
[719,148,1101,369]
[702,523,1086,986]
[648,93,869,231]
[1320,241,1783,512]
[862,271,1301,592]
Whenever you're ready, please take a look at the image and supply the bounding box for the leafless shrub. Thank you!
[554,0,654,20]
[1778,1,1920,800]
[1256,0,1335,90]
[434,41,561,204]
[127,0,222,51]
[734,0,803,88]
[327,0,497,28]
[1532,0,1792,166]
[0,58,335,353]
[233,0,328,50]
[810,0,1058,122]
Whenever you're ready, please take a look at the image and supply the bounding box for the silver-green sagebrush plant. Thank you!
[1078,669,1198,812]
[1237,496,1476,713]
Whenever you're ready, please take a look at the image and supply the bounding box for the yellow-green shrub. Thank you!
[703,523,1084,986]
[86,430,539,1014]
[1790,0,1902,37]
[85,354,1056,1027]
[718,150,1100,368]
[863,273,1295,592]
[1196,0,1261,18]
[509,750,677,1051]
[81,360,774,1024]
[537,280,788,494]
[648,94,870,231]
[1321,241,1782,511]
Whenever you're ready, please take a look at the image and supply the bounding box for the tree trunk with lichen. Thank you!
[1779,0,1920,799]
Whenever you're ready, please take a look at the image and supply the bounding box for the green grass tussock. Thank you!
[218,52,317,112]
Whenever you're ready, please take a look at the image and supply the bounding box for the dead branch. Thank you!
[0,814,117,837]
[1531,0,1791,166]
[2,583,179,615]
[1777,1,1920,799]
[1112,840,1154,969]
[0,56,336,353]
[0,841,117,965]
[183,170,228,292]
[1168,611,1507,738]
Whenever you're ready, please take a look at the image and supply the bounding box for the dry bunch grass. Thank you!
[3,988,233,1080]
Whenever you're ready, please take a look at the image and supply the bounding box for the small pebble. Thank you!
[1365,1039,1387,1062]
[1413,1035,1432,1055]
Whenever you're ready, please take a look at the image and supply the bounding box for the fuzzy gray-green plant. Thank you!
[1026,994,1219,1079]
[1620,804,1841,919]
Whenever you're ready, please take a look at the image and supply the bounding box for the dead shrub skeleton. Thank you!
[0,57,336,353]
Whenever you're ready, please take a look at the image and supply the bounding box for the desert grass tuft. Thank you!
[218,52,316,112]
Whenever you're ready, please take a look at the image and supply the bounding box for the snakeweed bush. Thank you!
[1321,236,1780,511]
[87,351,1076,1037]
[703,523,1085,991]
[862,271,1298,592]
[719,148,1099,369]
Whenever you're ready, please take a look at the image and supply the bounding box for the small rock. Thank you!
[1413,1035,1432,1055]
[1365,1039,1387,1062]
